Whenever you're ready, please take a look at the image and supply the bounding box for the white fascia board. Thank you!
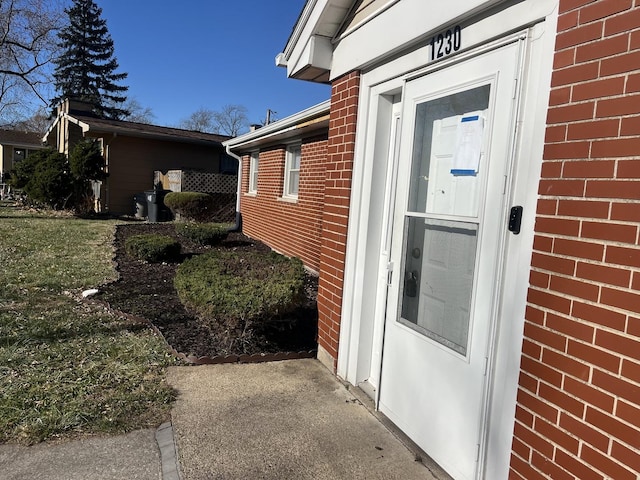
[42,118,59,143]
[223,100,330,152]
[277,0,350,80]
[331,0,509,79]
[289,35,333,79]
[279,0,324,61]
[42,113,77,143]
[347,0,558,88]
[277,0,327,76]
[64,113,91,133]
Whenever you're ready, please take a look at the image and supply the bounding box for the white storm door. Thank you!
[379,41,521,480]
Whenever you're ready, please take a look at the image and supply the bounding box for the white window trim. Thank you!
[248,151,259,194]
[283,143,301,200]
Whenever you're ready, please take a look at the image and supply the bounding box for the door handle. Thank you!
[404,271,418,297]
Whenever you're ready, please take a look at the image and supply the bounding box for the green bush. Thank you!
[69,140,108,214]
[125,234,181,263]
[174,250,305,325]
[9,142,108,213]
[164,192,215,222]
[175,222,229,246]
[9,148,73,209]
[69,139,107,182]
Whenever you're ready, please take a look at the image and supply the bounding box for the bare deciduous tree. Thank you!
[213,104,248,137]
[122,98,156,124]
[178,108,215,133]
[6,105,50,132]
[0,0,65,123]
[179,104,249,137]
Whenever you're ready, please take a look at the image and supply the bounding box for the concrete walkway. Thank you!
[0,429,162,479]
[0,359,447,480]
[167,359,442,480]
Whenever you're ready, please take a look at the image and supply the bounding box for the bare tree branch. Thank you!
[178,108,216,133]
[179,105,249,136]
[0,0,65,123]
[213,104,249,137]
[122,98,156,124]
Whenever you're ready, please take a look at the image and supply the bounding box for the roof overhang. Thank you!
[43,113,228,147]
[223,100,330,153]
[0,139,43,149]
[278,0,514,83]
[276,0,353,83]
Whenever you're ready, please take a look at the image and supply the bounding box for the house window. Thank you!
[284,144,301,199]
[248,152,259,194]
[13,148,26,163]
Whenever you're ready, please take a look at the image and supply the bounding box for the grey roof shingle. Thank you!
[71,115,232,145]
[0,129,44,147]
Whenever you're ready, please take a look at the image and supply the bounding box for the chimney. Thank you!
[67,99,96,116]
[58,98,70,116]
[58,98,96,117]
[249,124,262,132]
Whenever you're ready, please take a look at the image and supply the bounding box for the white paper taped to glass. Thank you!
[451,111,484,176]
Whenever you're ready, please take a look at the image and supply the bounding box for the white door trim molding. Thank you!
[338,7,557,479]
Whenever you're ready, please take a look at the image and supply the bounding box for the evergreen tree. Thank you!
[52,0,129,119]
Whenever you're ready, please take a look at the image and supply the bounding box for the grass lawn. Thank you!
[0,202,178,444]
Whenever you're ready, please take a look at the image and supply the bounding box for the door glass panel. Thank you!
[400,217,477,355]
[399,84,491,356]
[408,84,490,217]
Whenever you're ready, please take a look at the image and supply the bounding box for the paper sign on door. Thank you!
[451,112,484,176]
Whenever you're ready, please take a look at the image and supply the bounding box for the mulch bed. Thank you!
[96,223,318,360]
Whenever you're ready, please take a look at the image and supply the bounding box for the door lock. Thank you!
[508,206,523,234]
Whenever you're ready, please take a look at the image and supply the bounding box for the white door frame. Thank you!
[337,11,557,479]
[381,40,524,480]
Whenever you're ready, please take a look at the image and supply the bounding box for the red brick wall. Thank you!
[316,71,360,368]
[510,2,640,479]
[240,136,327,272]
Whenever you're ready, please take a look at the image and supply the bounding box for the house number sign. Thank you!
[430,25,462,61]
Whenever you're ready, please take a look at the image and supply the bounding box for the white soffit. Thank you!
[332,0,510,78]
[279,0,514,82]
[223,101,331,152]
[276,0,352,82]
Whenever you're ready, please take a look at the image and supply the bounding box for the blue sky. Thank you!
[98,1,330,129]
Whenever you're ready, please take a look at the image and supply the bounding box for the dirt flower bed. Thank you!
[97,223,318,358]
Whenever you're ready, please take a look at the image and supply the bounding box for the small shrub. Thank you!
[125,234,181,263]
[9,148,73,210]
[174,250,305,325]
[69,140,108,214]
[175,222,229,246]
[164,192,215,222]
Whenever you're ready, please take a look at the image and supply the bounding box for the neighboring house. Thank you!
[224,101,329,272]
[0,129,45,195]
[44,99,232,214]
[229,1,640,480]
